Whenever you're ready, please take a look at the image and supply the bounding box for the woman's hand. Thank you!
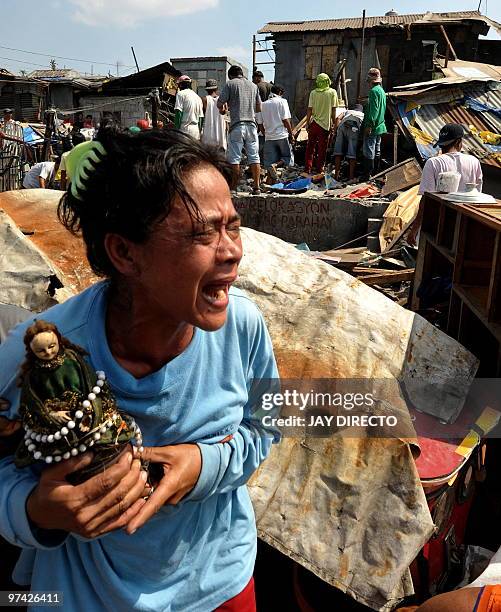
[124,444,202,535]
[26,450,148,539]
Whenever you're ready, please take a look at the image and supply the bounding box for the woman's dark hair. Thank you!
[271,84,284,95]
[58,128,233,277]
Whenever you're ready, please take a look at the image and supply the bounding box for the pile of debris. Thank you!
[298,158,423,307]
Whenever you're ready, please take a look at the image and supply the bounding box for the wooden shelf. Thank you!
[455,285,488,313]
[421,232,455,264]
[412,193,501,374]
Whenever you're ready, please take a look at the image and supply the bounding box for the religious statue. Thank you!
[15,320,143,484]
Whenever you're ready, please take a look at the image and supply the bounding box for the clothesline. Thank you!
[57,95,147,116]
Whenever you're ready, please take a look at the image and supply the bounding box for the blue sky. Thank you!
[1,0,499,82]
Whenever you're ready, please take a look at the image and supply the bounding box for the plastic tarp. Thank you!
[22,126,44,145]
[0,209,59,312]
[238,228,478,611]
[464,96,501,118]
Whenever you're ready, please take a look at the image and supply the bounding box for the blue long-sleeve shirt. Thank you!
[0,282,279,611]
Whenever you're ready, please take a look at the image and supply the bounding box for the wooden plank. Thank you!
[453,212,467,285]
[359,269,415,285]
[352,267,385,274]
[305,47,322,79]
[295,79,315,117]
[439,25,458,61]
[411,233,429,310]
[292,115,307,136]
[322,45,338,77]
[487,232,501,322]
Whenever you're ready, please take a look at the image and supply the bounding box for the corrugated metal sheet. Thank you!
[28,69,82,80]
[392,83,501,168]
[259,10,488,33]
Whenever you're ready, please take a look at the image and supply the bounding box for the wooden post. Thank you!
[393,124,398,166]
[252,35,256,72]
[356,10,366,102]
[42,108,55,161]
[131,46,140,73]
[439,25,457,68]
[151,88,159,129]
[342,64,348,107]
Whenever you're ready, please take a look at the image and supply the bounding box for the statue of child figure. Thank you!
[15,320,143,484]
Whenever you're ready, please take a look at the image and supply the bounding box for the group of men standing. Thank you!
[173,66,294,194]
[305,67,387,181]
[173,64,388,192]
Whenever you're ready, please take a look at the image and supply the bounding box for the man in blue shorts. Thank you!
[218,65,262,195]
[333,104,364,181]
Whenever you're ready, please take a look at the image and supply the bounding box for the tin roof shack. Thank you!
[27,69,104,114]
[170,56,248,96]
[0,69,47,122]
[78,61,180,128]
[388,74,501,198]
[259,11,501,118]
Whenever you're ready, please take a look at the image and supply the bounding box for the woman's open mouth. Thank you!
[201,283,230,309]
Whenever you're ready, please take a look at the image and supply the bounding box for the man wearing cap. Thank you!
[252,71,272,103]
[304,73,339,176]
[217,65,262,194]
[362,67,387,179]
[2,108,15,127]
[174,75,204,140]
[201,79,227,152]
[407,123,483,246]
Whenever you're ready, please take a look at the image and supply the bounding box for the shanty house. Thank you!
[0,69,47,122]
[78,61,180,128]
[259,10,501,118]
[27,69,104,114]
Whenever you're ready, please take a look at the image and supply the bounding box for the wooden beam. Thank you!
[439,25,457,63]
[358,269,415,285]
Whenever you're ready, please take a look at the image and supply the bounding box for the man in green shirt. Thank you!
[305,73,338,175]
[362,67,387,179]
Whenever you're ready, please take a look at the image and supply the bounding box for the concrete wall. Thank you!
[171,57,248,96]
[78,96,148,128]
[234,194,389,250]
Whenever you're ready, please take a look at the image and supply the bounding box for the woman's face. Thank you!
[30,331,60,361]
[127,164,243,331]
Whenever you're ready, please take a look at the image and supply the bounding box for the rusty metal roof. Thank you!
[259,10,495,33]
[390,81,501,169]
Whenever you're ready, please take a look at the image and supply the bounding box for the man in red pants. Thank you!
[304,73,339,175]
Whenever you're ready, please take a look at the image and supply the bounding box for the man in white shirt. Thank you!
[256,84,294,182]
[22,159,59,189]
[408,123,483,245]
[174,75,204,140]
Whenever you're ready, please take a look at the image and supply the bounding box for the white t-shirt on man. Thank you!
[174,89,204,132]
[256,94,291,141]
[418,152,483,195]
[22,161,56,189]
